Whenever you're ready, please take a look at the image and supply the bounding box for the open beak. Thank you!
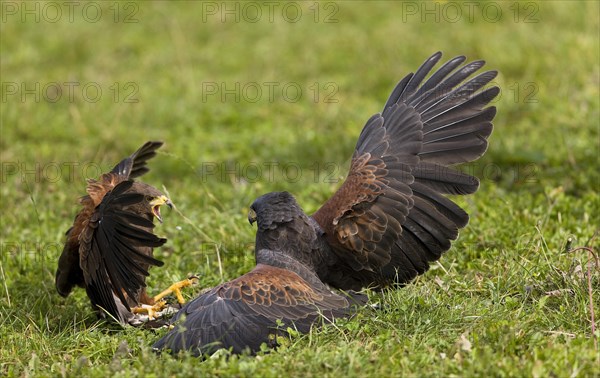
[150,195,172,223]
[248,208,257,225]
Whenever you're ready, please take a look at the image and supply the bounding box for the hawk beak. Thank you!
[150,195,171,223]
[248,208,257,225]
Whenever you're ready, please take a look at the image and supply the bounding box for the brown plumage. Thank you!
[55,141,172,324]
[153,51,499,355]
[153,247,364,355]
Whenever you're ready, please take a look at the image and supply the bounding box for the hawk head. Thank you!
[248,191,304,231]
[128,182,173,223]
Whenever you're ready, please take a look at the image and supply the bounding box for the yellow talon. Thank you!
[153,276,198,304]
[130,277,198,322]
[132,299,167,320]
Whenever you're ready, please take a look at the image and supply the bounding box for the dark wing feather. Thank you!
[79,180,165,321]
[383,51,444,110]
[314,52,499,290]
[110,141,163,180]
[313,103,423,277]
[153,250,360,356]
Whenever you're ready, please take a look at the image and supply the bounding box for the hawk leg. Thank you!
[153,276,199,305]
[131,276,198,320]
[132,300,167,320]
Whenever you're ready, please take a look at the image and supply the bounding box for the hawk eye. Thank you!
[145,195,154,202]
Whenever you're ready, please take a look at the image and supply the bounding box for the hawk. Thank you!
[55,141,194,325]
[153,52,499,354]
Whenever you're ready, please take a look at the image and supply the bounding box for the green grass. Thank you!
[1,1,599,376]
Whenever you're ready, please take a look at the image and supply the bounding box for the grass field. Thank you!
[1,1,599,377]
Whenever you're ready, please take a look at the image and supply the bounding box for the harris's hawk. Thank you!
[55,141,194,325]
[153,51,500,354]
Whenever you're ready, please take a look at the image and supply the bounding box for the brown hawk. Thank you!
[153,52,499,354]
[56,141,194,325]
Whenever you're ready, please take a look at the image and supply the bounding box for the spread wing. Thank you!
[153,251,358,355]
[110,141,164,180]
[87,141,163,206]
[313,103,423,274]
[79,180,166,321]
[313,52,499,290]
[55,141,164,302]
